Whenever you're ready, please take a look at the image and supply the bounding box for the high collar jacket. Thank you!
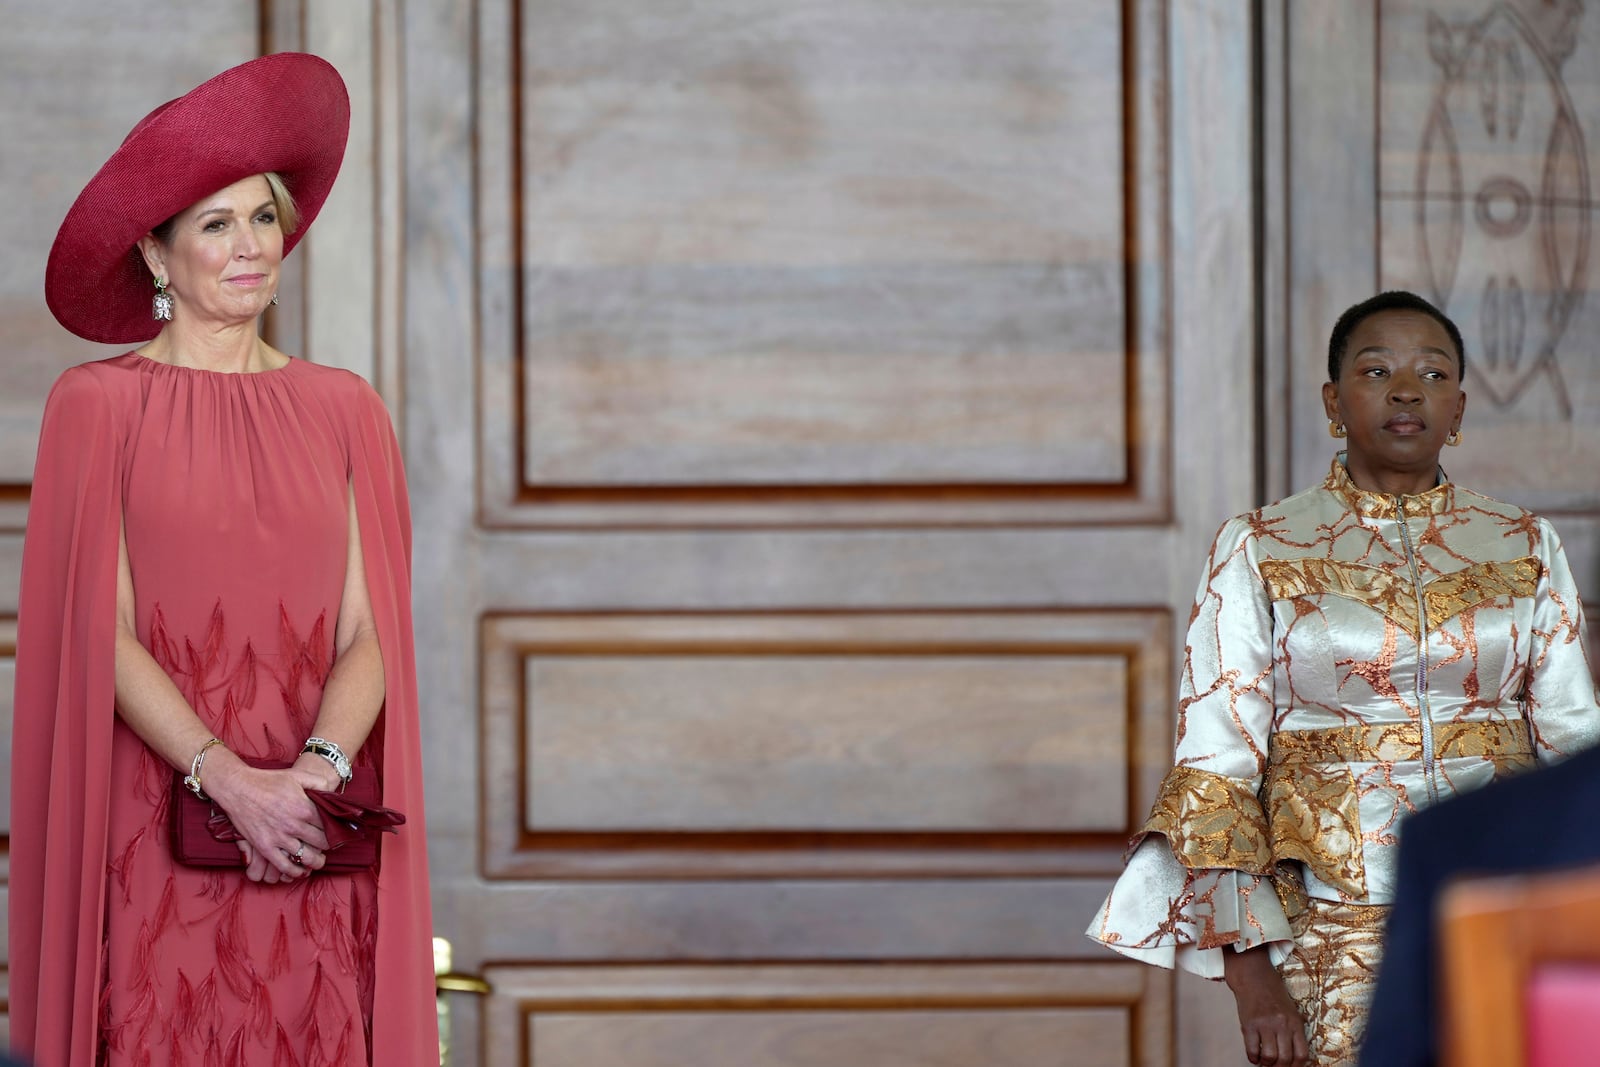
[1088,458,1600,977]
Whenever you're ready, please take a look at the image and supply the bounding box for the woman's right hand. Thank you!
[1221,944,1311,1067]
[200,751,331,883]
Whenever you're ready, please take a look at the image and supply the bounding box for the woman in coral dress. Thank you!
[10,53,437,1065]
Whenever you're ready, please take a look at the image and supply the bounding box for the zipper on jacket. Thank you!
[1394,505,1440,804]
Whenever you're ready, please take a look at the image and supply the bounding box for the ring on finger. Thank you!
[290,842,306,866]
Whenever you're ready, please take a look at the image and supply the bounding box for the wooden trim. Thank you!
[481,962,1173,1067]
[479,609,1169,880]
[475,0,1172,529]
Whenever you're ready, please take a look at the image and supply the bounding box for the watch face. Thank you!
[308,740,350,778]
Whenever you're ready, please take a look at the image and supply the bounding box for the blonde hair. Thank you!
[263,171,300,235]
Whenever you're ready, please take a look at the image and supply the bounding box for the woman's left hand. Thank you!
[235,755,345,883]
[202,752,333,883]
[289,750,344,794]
[1223,944,1311,1067]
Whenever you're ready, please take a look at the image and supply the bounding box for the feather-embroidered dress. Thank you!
[1087,457,1600,1056]
[10,353,438,1066]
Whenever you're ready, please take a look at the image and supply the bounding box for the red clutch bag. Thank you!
[170,757,405,871]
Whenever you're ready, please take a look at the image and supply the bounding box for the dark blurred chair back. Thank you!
[1441,863,1600,1067]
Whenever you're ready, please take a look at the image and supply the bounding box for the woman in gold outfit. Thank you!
[1087,290,1600,1067]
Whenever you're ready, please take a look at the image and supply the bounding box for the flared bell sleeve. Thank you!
[342,375,441,1061]
[1523,519,1600,759]
[1086,516,1294,977]
[8,365,128,1064]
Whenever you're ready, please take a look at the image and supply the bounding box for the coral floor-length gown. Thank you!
[103,353,376,1065]
[10,351,438,1066]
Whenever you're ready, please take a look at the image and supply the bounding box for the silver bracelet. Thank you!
[303,736,353,787]
[184,737,225,799]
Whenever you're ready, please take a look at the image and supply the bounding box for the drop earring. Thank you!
[1328,420,1347,439]
[152,277,173,321]
[270,293,279,306]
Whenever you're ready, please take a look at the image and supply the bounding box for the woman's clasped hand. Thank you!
[204,753,339,881]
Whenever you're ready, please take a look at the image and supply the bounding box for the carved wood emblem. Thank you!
[1417,1,1589,414]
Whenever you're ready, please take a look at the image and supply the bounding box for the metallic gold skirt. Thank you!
[1277,896,1389,1067]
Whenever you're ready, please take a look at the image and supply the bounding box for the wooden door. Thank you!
[403,2,1258,1065]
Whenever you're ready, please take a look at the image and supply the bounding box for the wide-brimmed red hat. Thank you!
[45,52,350,344]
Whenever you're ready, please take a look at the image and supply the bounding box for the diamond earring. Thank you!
[152,277,173,321]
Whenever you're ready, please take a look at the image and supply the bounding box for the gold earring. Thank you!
[1446,428,1463,446]
[1328,420,1347,439]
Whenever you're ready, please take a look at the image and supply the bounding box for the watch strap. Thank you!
[302,736,353,785]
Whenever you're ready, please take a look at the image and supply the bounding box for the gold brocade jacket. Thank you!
[1087,458,1600,977]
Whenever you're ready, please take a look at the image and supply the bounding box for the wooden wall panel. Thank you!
[1279,2,1380,508]
[481,963,1168,1067]
[530,1011,1123,1067]
[480,611,1169,879]
[1376,0,1600,515]
[437,880,1120,963]
[301,2,401,402]
[1286,0,1600,526]
[520,653,1127,831]
[477,0,1170,526]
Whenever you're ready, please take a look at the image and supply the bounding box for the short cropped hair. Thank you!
[1327,290,1465,382]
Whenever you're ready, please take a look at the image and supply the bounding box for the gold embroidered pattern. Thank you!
[1325,461,1453,519]
[1279,896,1390,1067]
[1263,720,1536,898]
[1261,557,1541,640]
[1264,762,1366,898]
[1262,558,1418,636]
[1134,765,1272,874]
[1424,557,1542,631]
[1269,719,1534,765]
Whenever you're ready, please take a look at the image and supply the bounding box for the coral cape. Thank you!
[8,356,437,1064]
